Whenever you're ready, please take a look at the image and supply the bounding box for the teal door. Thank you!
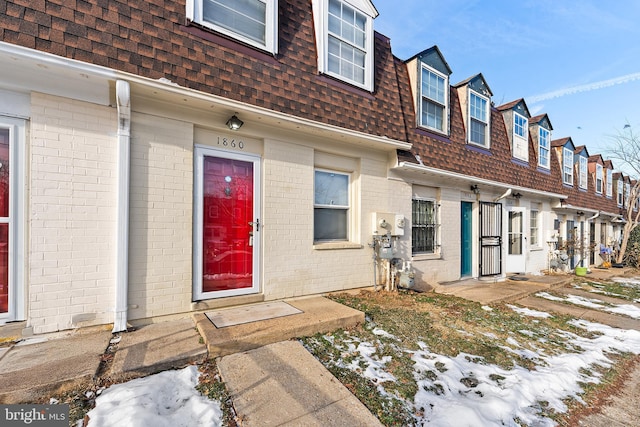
[461,202,473,276]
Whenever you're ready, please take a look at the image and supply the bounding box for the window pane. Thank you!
[327,0,367,83]
[514,114,527,138]
[422,99,443,131]
[470,93,487,122]
[315,171,348,206]
[0,223,7,313]
[314,208,347,240]
[204,0,266,44]
[470,119,486,145]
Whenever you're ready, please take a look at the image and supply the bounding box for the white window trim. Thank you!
[579,156,588,189]
[625,182,631,208]
[606,169,613,197]
[596,163,603,194]
[311,0,375,91]
[0,117,25,323]
[186,0,278,54]
[313,168,352,243]
[529,209,540,248]
[419,64,448,133]
[512,112,528,161]
[468,89,490,148]
[617,180,624,206]
[563,147,573,185]
[538,127,550,169]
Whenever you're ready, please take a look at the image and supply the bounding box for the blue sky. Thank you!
[373,0,640,158]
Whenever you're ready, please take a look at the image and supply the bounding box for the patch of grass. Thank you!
[576,279,640,301]
[312,289,632,426]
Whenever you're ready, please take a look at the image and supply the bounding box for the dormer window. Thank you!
[469,91,489,147]
[596,163,603,194]
[579,156,588,189]
[606,169,613,197]
[617,180,624,206]
[187,0,278,53]
[420,65,448,132]
[513,113,528,161]
[563,147,573,185]
[538,127,550,169]
[312,0,377,91]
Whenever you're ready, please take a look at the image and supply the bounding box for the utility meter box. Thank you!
[372,212,405,236]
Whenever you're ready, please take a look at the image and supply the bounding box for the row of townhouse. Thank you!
[0,0,632,334]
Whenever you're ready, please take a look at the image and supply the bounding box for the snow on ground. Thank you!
[318,305,640,426]
[506,304,553,318]
[86,366,222,427]
[536,291,640,319]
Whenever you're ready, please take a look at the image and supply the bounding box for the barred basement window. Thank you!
[412,199,439,254]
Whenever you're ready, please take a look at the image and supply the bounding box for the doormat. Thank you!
[205,301,303,328]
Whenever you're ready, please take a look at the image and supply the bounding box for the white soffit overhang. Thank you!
[0,42,411,152]
[395,161,568,200]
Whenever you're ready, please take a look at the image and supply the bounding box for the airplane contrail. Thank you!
[527,72,640,103]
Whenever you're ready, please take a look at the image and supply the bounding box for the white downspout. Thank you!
[113,80,131,332]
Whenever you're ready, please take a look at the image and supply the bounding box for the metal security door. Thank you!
[479,202,502,276]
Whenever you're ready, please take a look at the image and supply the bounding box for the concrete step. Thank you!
[195,296,364,358]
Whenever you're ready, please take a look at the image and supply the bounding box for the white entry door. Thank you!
[506,207,526,273]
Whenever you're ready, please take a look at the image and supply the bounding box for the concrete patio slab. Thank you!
[110,318,207,380]
[195,296,364,358]
[0,328,111,403]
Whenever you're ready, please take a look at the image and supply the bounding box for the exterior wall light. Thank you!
[470,184,480,194]
[226,114,244,130]
[513,192,522,199]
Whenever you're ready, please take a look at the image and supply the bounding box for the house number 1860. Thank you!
[218,137,244,149]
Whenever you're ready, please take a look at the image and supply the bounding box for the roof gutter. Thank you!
[396,161,568,200]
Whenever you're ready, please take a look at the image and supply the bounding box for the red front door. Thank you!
[201,155,255,293]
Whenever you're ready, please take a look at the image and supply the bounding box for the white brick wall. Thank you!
[262,140,408,299]
[128,113,193,320]
[29,93,117,333]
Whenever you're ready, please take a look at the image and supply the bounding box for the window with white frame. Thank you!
[596,163,603,194]
[314,169,350,241]
[538,127,550,168]
[625,182,630,207]
[469,91,489,147]
[412,199,439,254]
[512,113,528,161]
[617,180,624,206]
[311,0,375,90]
[563,147,573,185]
[187,0,278,53]
[530,209,539,247]
[606,169,613,197]
[420,65,448,132]
[579,156,588,189]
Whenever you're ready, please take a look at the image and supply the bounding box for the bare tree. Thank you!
[605,124,640,264]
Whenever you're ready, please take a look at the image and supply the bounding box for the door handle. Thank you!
[249,219,260,231]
